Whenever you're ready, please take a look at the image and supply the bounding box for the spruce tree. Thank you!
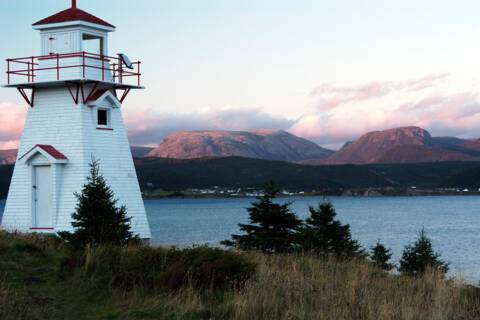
[299,201,363,257]
[399,229,449,276]
[59,160,137,248]
[221,182,301,253]
[370,241,394,270]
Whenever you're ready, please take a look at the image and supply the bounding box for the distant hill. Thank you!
[131,146,154,158]
[1,157,480,199]
[305,127,479,165]
[133,157,480,191]
[147,130,334,162]
[0,150,17,165]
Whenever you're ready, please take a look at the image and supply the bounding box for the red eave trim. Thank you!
[19,144,68,161]
[86,89,109,102]
[36,144,68,160]
[30,228,55,230]
[32,8,115,28]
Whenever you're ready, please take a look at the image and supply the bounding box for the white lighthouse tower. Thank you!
[1,1,151,240]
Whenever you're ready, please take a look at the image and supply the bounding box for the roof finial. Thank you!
[72,0,77,9]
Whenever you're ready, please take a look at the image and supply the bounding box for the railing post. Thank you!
[31,56,35,83]
[82,51,86,79]
[137,61,141,86]
[56,54,60,80]
[6,59,10,85]
[101,54,105,81]
[118,57,123,84]
[28,61,31,83]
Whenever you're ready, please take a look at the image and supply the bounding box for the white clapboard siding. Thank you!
[2,86,151,240]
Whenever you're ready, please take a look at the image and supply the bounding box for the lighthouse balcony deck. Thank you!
[4,52,143,89]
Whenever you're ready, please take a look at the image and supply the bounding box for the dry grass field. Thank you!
[1,231,480,320]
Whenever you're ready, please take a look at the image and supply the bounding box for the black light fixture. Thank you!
[118,53,134,70]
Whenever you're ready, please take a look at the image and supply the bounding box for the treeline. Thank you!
[222,183,449,276]
[2,157,480,199]
[135,157,480,190]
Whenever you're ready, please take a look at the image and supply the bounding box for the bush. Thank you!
[160,246,257,290]
[59,161,138,249]
[299,202,363,257]
[222,182,302,253]
[77,245,256,292]
[399,229,449,276]
[370,241,394,271]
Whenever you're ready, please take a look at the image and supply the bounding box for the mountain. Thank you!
[147,130,334,162]
[0,150,17,165]
[306,126,477,165]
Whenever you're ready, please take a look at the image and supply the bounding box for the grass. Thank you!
[1,231,480,320]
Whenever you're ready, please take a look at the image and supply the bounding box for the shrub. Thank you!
[370,241,394,270]
[59,161,138,248]
[399,229,449,276]
[77,245,256,292]
[160,246,257,290]
[222,182,302,253]
[299,201,363,257]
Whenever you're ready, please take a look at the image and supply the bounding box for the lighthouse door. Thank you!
[33,166,52,228]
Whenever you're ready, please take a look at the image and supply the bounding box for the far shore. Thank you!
[1,188,479,203]
[141,187,480,199]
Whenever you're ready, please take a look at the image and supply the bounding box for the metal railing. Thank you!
[6,52,141,86]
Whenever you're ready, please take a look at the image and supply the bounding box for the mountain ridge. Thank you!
[147,130,334,162]
[2,127,480,165]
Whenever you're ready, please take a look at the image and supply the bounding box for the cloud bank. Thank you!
[2,73,480,150]
[290,74,480,148]
[0,103,26,149]
[124,106,294,146]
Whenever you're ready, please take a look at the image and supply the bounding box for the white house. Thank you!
[1,0,151,241]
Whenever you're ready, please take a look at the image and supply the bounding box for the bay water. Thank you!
[2,196,480,281]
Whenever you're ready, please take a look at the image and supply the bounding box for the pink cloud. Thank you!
[0,103,26,149]
[124,107,293,146]
[290,90,480,148]
[310,73,449,111]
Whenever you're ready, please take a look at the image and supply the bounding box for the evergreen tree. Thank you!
[59,160,137,248]
[221,182,301,253]
[299,201,363,257]
[370,241,394,270]
[399,229,449,276]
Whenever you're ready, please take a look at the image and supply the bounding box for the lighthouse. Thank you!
[1,1,151,240]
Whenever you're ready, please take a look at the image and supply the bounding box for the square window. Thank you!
[97,109,108,126]
[82,34,104,55]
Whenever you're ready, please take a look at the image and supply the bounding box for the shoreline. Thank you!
[142,188,480,199]
[1,189,480,202]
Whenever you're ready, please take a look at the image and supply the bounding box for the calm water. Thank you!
[2,196,480,281]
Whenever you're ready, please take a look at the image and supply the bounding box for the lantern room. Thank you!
[5,0,142,94]
[32,0,115,56]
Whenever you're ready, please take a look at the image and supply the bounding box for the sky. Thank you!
[2,0,480,150]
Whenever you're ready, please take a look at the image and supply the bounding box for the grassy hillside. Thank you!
[1,232,480,320]
[135,157,480,191]
[1,158,480,199]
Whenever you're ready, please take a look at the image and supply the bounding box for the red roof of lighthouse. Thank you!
[36,145,68,160]
[32,6,115,29]
[19,145,68,161]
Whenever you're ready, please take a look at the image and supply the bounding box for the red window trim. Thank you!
[30,228,55,230]
[96,127,114,131]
